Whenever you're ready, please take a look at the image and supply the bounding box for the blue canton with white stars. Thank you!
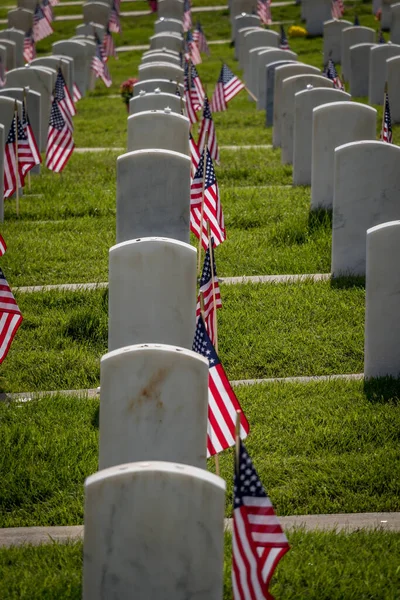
[200,241,217,286]
[49,99,66,131]
[194,149,216,187]
[192,316,219,366]
[326,59,338,81]
[203,97,213,120]
[6,116,16,143]
[54,70,66,102]
[219,64,235,85]
[234,440,266,507]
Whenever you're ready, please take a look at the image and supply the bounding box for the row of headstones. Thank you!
[8,0,114,31]
[82,3,228,597]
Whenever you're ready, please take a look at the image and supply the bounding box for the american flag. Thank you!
[192,315,249,457]
[4,115,18,199]
[16,112,37,186]
[33,3,53,42]
[0,234,6,257]
[381,88,393,143]
[189,132,200,177]
[54,67,76,125]
[22,102,41,167]
[211,63,245,112]
[49,0,59,5]
[92,34,112,87]
[331,0,344,19]
[279,25,289,50]
[183,0,192,32]
[41,0,54,23]
[195,240,222,346]
[354,13,360,26]
[23,29,36,63]
[232,440,290,600]
[108,0,121,33]
[198,96,220,164]
[325,58,344,90]
[0,56,5,88]
[257,0,272,26]
[46,97,74,173]
[190,147,225,250]
[185,30,201,65]
[189,61,205,107]
[193,21,210,55]
[103,26,117,59]
[378,27,385,43]
[73,83,82,103]
[0,268,23,364]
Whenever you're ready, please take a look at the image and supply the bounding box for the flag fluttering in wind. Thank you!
[381,87,393,143]
[193,21,210,55]
[0,234,6,257]
[331,0,344,19]
[108,0,121,33]
[23,29,36,63]
[54,67,76,129]
[22,103,41,168]
[184,60,204,124]
[33,3,53,42]
[4,115,18,199]
[16,112,37,186]
[103,26,117,59]
[211,63,245,112]
[46,97,74,172]
[190,147,225,250]
[0,57,5,88]
[257,0,272,26]
[232,440,290,600]
[198,96,220,163]
[325,58,344,90]
[41,0,54,23]
[73,83,82,103]
[183,0,192,32]
[192,316,249,456]
[279,25,289,50]
[185,30,201,65]
[189,132,200,177]
[92,34,112,87]
[195,241,222,346]
[0,267,23,364]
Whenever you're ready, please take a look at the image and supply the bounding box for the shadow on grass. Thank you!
[330,275,365,290]
[364,376,400,405]
[91,405,100,429]
[308,208,332,233]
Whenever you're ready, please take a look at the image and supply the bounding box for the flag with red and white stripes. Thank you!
[0,234,6,257]
[0,56,5,88]
[189,132,200,177]
[46,97,74,173]
[108,0,121,33]
[257,0,272,26]
[103,26,117,59]
[233,440,290,600]
[185,30,201,65]
[41,0,54,23]
[23,29,36,63]
[192,316,249,457]
[49,0,59,5]
[16,112,37,185]
[193,21,210,55]
[331,0,344,19]
[381,88,393,143]
[183,0,192,32]
[22,103,41,168]
[195,241,222,346]
[211,63,245,112]
[33,3,53,42]
[92,34,112,87]
[4,115,18,199]
[54,67,76,127]
[0,268,23,364]
[184,62,199,125]
[73,83,82,103]
[190,147,225,250]
[198,96,220,164]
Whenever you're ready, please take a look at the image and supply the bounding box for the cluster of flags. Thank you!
[46,67,75,172]
[0,234,22,365]
[324,57,344,90]
[331,0,344,20]
[33,1,54,42]
[109,0,121,34]
[92,32,112,87]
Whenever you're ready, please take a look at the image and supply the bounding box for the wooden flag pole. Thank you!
[197,133,208,274]
[235,410,241,475]
[207,222,219,353]
[14,101,20,217]
[245,86,257,102]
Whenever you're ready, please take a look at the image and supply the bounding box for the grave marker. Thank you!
[341,26,375,81]
[349,43,376,97]
[323,19,352,64]
[369,43,400,104]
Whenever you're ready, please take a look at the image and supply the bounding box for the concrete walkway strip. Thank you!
[0,512,398,547]
[74,147,124,153]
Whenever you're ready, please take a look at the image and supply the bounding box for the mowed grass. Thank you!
[0,530,400,599]
[1,378,399,527]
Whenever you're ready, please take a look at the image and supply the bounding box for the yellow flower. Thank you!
[288,25,308,37]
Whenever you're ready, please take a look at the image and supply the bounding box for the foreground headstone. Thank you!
[82,1,110,26]
[83,462,226,600]
[341,26,375,81]
[349,43,376,97]
[323,19,352,64]
[256,48,298,111]
[387,55,400,122]
[332,141,400,276]
[369,43,400,104]
[99,344,209,469]
[108,238,196,351]
[127,110,189,155]
[53,40,88,96]
[293,87,350,185]
[129,90,182,114]
[7,8,33,32]
[311,102,377,209]
[0,29,24,67]
[133,78,184,96]
[0,87,41,160]
[281,74,333,165]
[303,0,332,35]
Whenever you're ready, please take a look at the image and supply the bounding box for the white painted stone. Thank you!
[73,37,96,91]
[237,26,260,69]
[323,19,352,65]
[0,97,22,206]
[349,42,376,97]
[230,0,257,27]
[265,59,297,125]
[391,3,400,43]
[0,38,16,71]
[369,43,400,104]
[365,221,400,378]
[382,0,397,29]
[133,78,184,96]
[304,0,332,36]
[281,74,333,165]
[341,26,375,81]
[0,87,41,164]
[155,17,183,34]
[311,102,377,209]
[0,29,24,68]
[255,48,298,111]
[273,63,320,147]
[31,56,73,94]
[99,344,209,470]
[332,141,400,276]
[127,110,189,155]
[141,51,180,65]
[157,0,184,20]
[0,124,4,222]
[82,1,110,26]
[17,0,37,9]
[387,55,400,122]
[0,45,6,74]
[246,46,271,94]
[142,48,180,59]
[150,32,183,52]
[7,8,33,33]
[242,29,279,89]
[129,91,182,115]
[52,40,88,97]
[76,22,105,41]
[108,238,196,351]
[116,150,190,245]
[293,87,350,186]
[233,13,259,46]
[82,462,226,600]
[138,61,183,82]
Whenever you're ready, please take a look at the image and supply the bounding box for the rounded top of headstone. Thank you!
[101,343,209,370]
[313,100,377,117]
[110,235,195,255]
[367,221,400,237]
[334,139,400,156]
[118,148,191,164]
[164,106,171,113]
[139,90,146,96]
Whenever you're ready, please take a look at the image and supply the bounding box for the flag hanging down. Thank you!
[108,0,121,33]
[193,21,210,55]
[4,115,18,199]
[211,63,245,112]
[0,234,6,257]
[331,0,344,19]
[192,315,249,457]
[41,0,54,23]
[92,34,112,87]
[183,0,192,32]
[33,3,53,42]
[49,0,59,5]
[354,13,360,26]
[73,83,82,103]
[23,29,36,63]
[324,58,344,90]
[54,67,76,127]
[22,103,41,167]
[188,61,205,107]
[381,88,393,143]
[195,240,222,346]
[257,0,272,26]
[198,96,220,164]
[279,25,289,50]
[190,147,225,250]
[232,440,290,600]
[0,267,23,364]
[185,30,201,65]
[103,25,118,59]
[46,97,74,173]
[0,56,5,88]
[189,132,200,176]
[378,27,385,43]
[184,72,198,125]
[16,112,37,185]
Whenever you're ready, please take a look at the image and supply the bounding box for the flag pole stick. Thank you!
[244,86,257,102]
[197,133,208,274]
[14,102,19,217]
[380,83,387,140]
[207,221,218,353]
[235,409,241,475]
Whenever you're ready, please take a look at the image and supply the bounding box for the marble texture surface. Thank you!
[7,7,32,32]
[349,43,376,97]
[391,3,400,43]
[246,45,271,94]
[387,55,400,123]
[127,110,189,155]
[52,40,89,97]
[237,26,260,69]
[149,32,183,52]
[82,1,110,26]
[133,78,184,97]
[141,51,180,64]
[369,43,400,105]
[155,17,184,34]
[0,38,16,71]
[265,60,297,125]
[255,48,298,111]
[129,91,182,115]
[341,26,375,82]
[0,29,24,67]
[303,0,332,36]
[323,19,352,65]
[157,0,184,20]
[242,29,279,90]
[138,60,183,82]
[233,13,260,47]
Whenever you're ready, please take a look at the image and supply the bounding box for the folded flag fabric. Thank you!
[195,240,222,346]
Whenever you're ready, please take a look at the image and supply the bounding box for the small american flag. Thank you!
[0,267,23,364]
[49,0,59,5]
[189,61,205,108]
[4,115,18,199]
[103,26,117,59]
[183,0,192,32]
[378,27,385,43]
[195,240,222,346]
[0,57,5,88]
[211,63,245,112]
[381,88,393,144]
[23,29,36,63]
[185,30,201,65]
[16,112,37,186]
[192,315,249,457]
[190,147,225,250]
[198,96,220,164]
[22,103,41,167]
[108,0,121,33]
[257,0,272,26]
[73,83,82,103]
[92,34,112,87]
[33,3,53,42]
[279,25,289,50]
[41,0,54,23]
[54,67,76,129]
[354,13,360,26]
[232,440,290,600]
[189,132,200,177]
[331,0,344,19]
[193,21,210,55]
[46,97,74,173]
[0,234,6,256]
[325,58,344,90]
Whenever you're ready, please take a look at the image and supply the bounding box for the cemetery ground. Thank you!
[0,0,400,597]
